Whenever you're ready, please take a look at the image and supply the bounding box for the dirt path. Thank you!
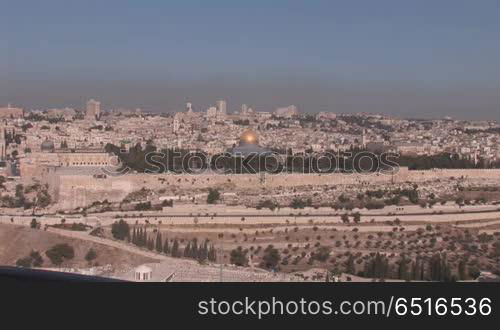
[46,227,165,261]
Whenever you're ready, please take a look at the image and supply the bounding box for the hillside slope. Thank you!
[0,224,156,271]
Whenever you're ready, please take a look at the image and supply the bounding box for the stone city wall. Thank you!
[51,167,500,209]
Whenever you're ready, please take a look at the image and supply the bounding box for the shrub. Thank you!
[16,257,32,268]
[89,227,104,237]
[16,250,44,268]
[30,218,39,229]
[260,247,281,270]
[30,250,44,267]
[229,246,248,266]
[365,200,385,210]
[45,243,74,265]
[85,248,97,263]
[207,188,221,204]
[311,246,331,262]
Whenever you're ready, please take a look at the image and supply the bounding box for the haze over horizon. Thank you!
[2,0,500,120]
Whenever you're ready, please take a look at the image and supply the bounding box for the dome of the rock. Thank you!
[240,130,259,145]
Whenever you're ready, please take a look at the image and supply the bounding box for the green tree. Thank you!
[345,255,355,275]
[230,246,248,266]
[171,239,180,257]
[16,257,32,268]
[183,241,192,258]
[261,246,281,270]
[397,254,411,281]
[16,250,44,268]
[30,218,39,229]
[163,237,170,254]
[198,239,209,262]
[155,232,163,253]
[207,188,221,204]
[14,184,25,208]
[311,246,331,262]
[85,248,97,263]
[208,244,217,262]
[132,227,137,245]
[45,243,74,265]
[191,238,198,259]
[458,258,467,281]
[137,227,144,247]
[111,219,130,240]
[147,237,154,251]
[30,250,44,267]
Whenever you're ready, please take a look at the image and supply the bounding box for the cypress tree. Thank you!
[411,260,417,281]
[429,253,444,281]
[143,228,148,247]
[191,238,198,259]
[398,254,410,281]
[208,244,217,262]
[155,232,163,253]
[163,237,170,254]
[440,254,452,282]
[345,255,355,275]
[126,227,131,242]
[184,242,192,258]
[198,239,209,262]
[132,227,137,245]
[420,258,426,281]
[458,258,467,281]
[172,239,179,257]
[136,227,142,246]
[138,227,144,247]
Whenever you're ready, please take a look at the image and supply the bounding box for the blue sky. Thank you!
[2,0,500,119]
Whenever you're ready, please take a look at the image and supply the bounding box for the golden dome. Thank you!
[240,130,259,145]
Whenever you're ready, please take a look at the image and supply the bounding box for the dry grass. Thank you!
[0,223,155,269]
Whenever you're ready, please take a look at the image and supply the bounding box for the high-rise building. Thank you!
[86,99,101,120]
[186,102,193,113]
[216,100,227,116]
[241,104,248,115]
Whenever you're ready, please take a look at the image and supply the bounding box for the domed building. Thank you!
[228,129,271,157]
[240,130,259,145]
[40,139,55,152]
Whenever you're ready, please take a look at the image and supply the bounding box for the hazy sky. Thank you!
[2,0,500,119]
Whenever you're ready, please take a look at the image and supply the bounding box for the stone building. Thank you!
[19,139,113,177]
[0,104,24,119]
[86,99,101,120]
